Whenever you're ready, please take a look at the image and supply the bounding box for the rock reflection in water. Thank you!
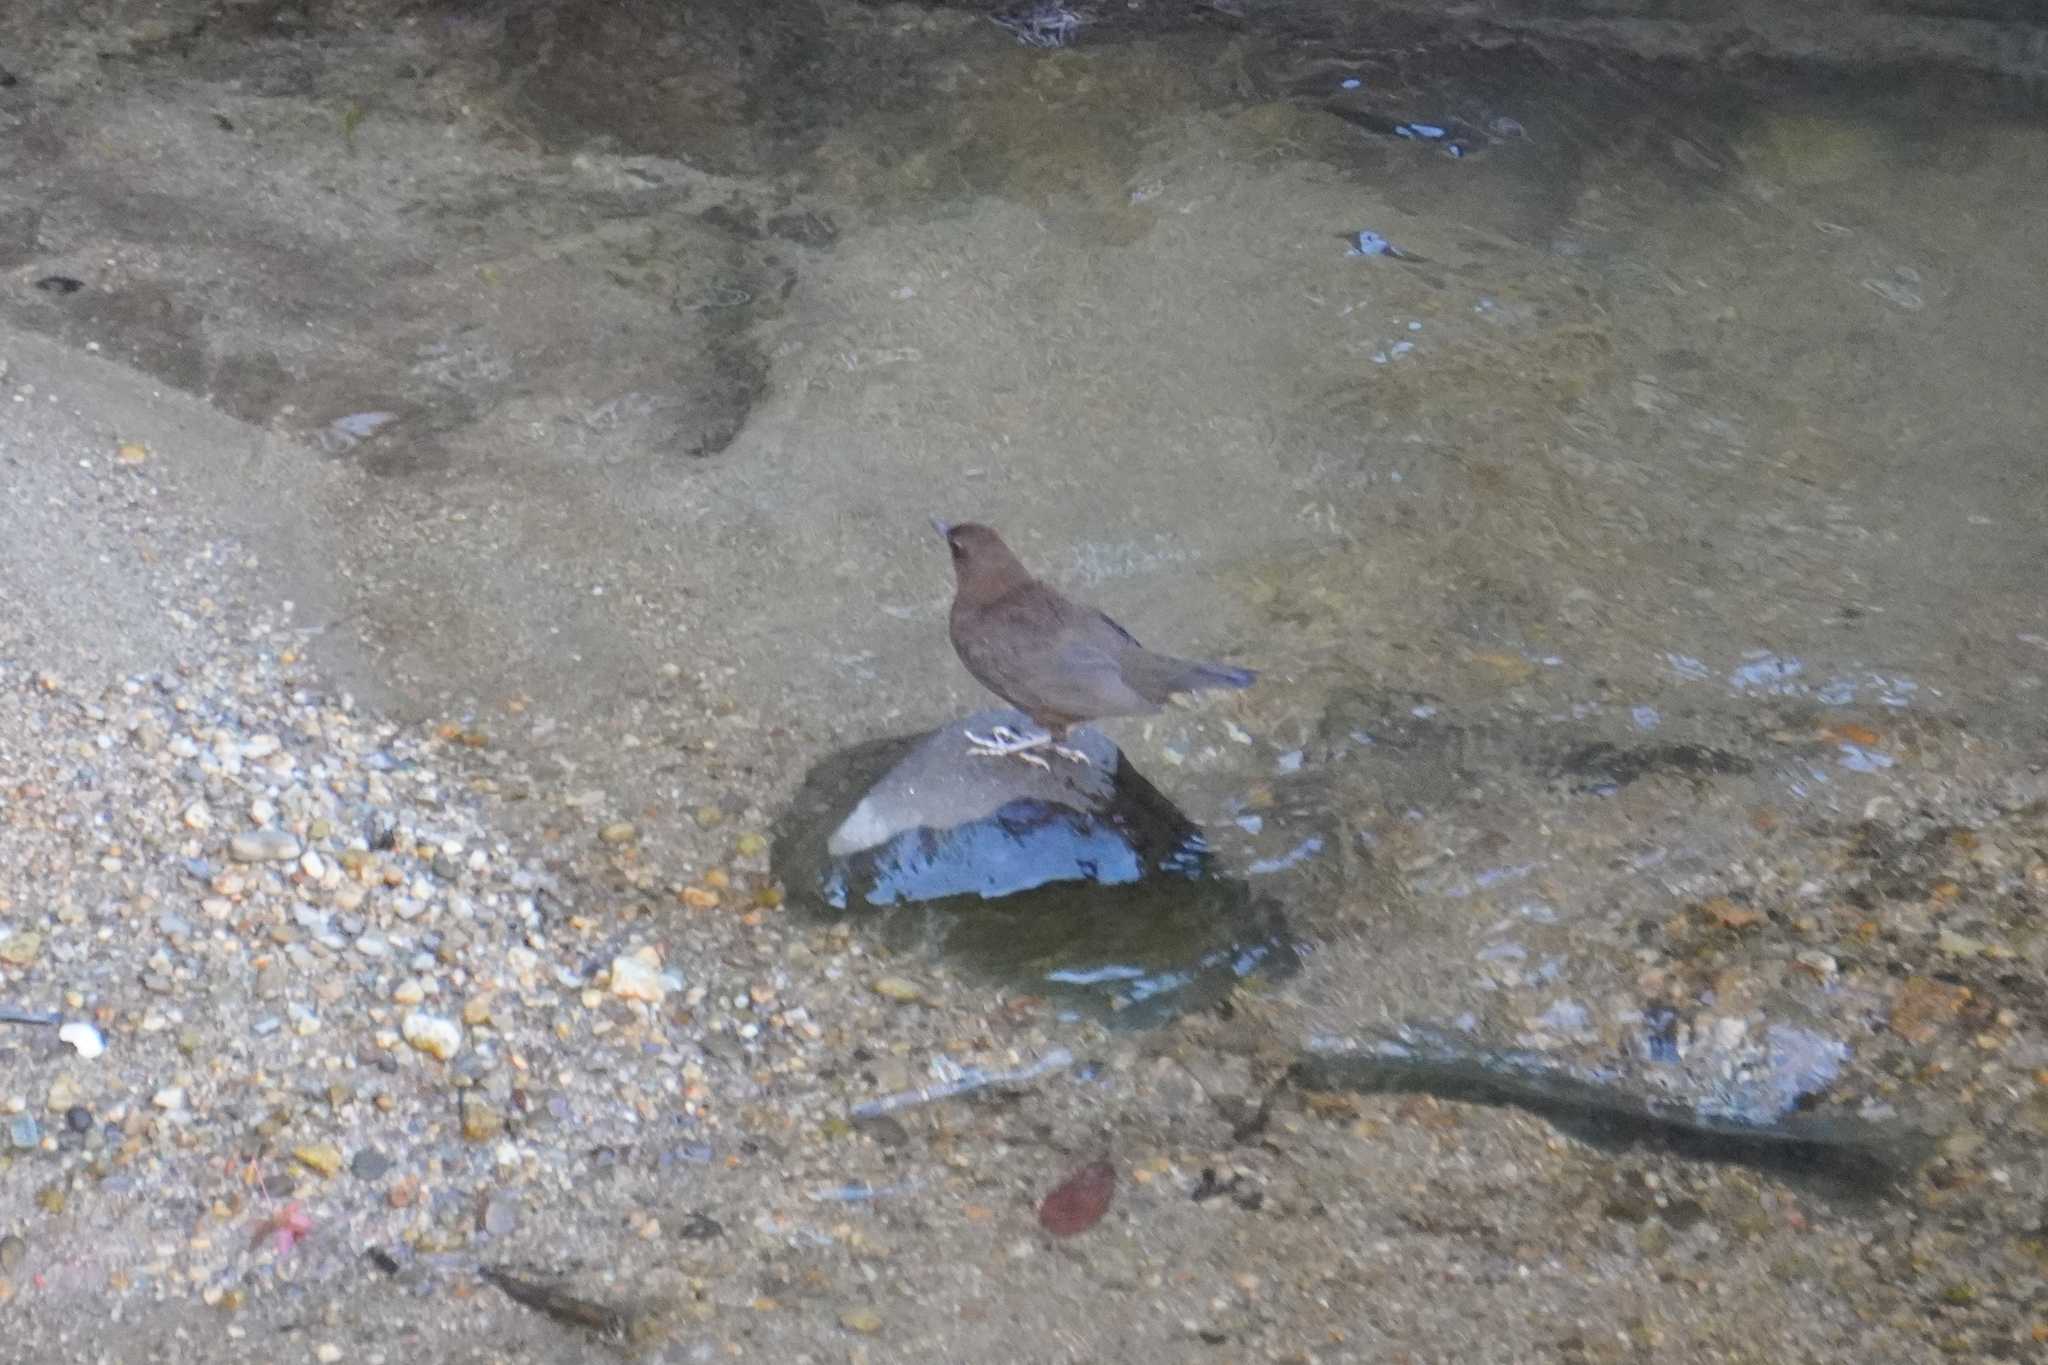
[773,710,1297,1023]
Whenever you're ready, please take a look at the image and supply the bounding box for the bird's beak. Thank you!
[930,517,952,538]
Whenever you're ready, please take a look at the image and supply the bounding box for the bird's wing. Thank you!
[1034,633,1156,718]
[1088,606,1143,649]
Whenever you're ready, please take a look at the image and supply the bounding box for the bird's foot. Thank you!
[964,724,1054,770]
[1049,742,1092,766]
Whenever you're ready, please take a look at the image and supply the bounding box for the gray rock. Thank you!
[827,710,1118,858]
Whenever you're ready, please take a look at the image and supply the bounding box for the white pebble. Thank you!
[58,1021,106,1060]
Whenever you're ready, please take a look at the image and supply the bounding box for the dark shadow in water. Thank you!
[1291,1036,1941,1196]
[1549,739,1753,795]
[770,722,1300,1026]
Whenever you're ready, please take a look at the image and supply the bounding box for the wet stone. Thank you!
[63,1106,92,1134]
[351,1148,393,1180]
[775,713,1294,1023]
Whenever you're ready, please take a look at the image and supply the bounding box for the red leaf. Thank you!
[1038,1160,1116,1237]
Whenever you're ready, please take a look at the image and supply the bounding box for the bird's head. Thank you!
[933,519,1030,600]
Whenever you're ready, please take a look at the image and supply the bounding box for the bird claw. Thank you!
[963,725,1093,771]
[964,724,1054,770]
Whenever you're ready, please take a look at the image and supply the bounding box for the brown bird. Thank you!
[935,520,1255,767]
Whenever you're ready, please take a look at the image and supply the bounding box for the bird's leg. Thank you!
[963,723,1054,770]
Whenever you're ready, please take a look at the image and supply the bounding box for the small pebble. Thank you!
[294,1143,344,1177]
[871,976,923,1005]
[351,1148,393,1181]
[461,1099,504,1143]
[45,1075,83,1114]
[229,829,301,863]
[609,948,667,1004]
[401,1012,463,1061]
[481,1193,519,1236]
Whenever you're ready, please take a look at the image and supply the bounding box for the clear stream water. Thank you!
[5,0,2043,1174]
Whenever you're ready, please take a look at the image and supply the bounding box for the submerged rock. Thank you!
[775,711,1296,1023]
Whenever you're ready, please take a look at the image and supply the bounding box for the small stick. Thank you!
[852,1047,1074,1119]
[0,1005,61,1027]
[480,1267,630,1339]
[808,1180,923,1203]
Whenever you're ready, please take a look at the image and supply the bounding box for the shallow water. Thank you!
[721,17,2048,1155]
[4,0,2044,1171]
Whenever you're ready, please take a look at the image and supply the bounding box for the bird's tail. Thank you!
[1169,659,1257,693]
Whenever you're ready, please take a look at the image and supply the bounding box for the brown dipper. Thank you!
[935,520,1255,766]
